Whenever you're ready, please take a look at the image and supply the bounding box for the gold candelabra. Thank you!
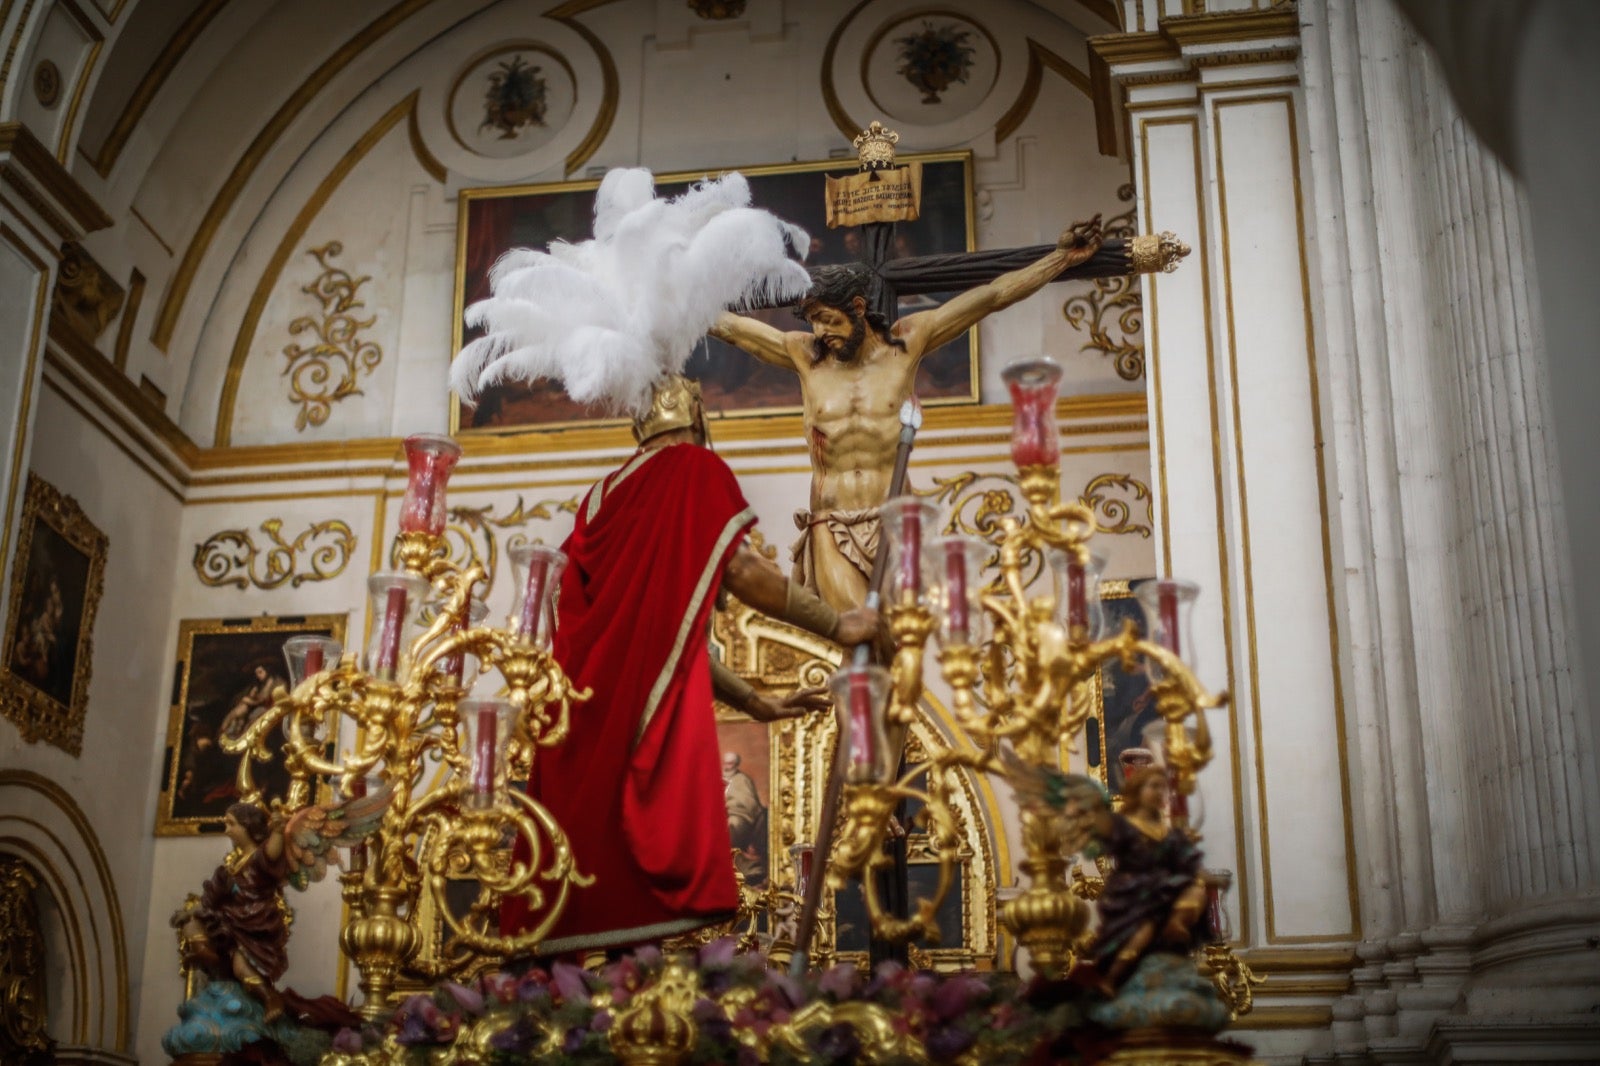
[824,358,1230,979]
[222,434,591,1019]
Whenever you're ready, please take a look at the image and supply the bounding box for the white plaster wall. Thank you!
[0,375,187,1058]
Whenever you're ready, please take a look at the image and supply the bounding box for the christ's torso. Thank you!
[795,340,918,512]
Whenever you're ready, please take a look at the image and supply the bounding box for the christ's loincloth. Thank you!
[791,507,880,592]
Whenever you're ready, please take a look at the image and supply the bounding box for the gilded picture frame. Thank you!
[0,474,107,757]
[155,613,348,836]
[451,149,978,435]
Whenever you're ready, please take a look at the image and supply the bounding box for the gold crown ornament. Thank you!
[853,121,900,171]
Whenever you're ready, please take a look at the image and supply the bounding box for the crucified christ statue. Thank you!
[710,217,1104,612]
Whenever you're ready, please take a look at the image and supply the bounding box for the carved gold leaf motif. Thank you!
[1063,183,1146,381]
[283,242,383,431]
[193,519,357,590]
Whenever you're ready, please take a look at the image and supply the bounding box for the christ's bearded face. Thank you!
[805,302,867,365]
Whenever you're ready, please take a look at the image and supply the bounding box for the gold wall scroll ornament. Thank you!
[914,470,1155,589]
[1204,942,1265,1021]
[0,857,52,1061]
[1079,473,1154,538]
[282,241,384,431]
[1063,183,1146,380]
[0,474,108,758]
[431,496,581,587]
[193,518,357,590]
[52,240,126,345]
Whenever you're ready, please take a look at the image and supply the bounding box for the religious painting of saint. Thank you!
[715,714,775,888]
[0,474,107,757]
[156,614,347,836]
[452,151,977,432]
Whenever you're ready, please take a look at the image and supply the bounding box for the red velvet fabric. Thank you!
[502,443,755,950]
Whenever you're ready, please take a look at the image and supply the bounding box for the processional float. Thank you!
[162,126,1261,1066]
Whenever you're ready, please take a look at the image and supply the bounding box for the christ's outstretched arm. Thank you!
[901,215,1104,354]
[711,311,798,369]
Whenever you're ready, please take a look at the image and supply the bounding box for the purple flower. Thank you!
[633,944,663,969]
[930,974,987,1022]
[562,1026,585,1053]
[551,961,590,1003]
[592,1009,613,1031]
[765,970,806,1009]
[699,936,739,967]
[442,981,485,1015]
[331,1028,363,1053]
[818,964,858,999]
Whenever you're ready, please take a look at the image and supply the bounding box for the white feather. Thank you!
[451,168,813,415]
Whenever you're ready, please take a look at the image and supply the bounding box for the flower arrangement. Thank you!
[323,938,1125,1065]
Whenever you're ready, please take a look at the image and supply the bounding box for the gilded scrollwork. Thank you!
[914,469,1154,586]
[1063,183,1146,381]
[436,496,581,585]
[283,242,384,431]
[1079,473,1153,539]
[193,518,357,590]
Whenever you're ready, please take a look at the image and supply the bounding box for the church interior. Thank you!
[1,1,1597,1063]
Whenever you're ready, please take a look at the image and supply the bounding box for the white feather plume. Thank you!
[451,168,812,416]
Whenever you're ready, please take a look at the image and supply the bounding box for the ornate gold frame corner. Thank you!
[154,612,349,836]
[0,474,108,757]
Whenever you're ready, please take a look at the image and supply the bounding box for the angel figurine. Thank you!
[171,788,390,1022]
[1007,752,1215,994]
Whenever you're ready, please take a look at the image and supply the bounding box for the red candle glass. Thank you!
[365,572,428,681]
[461,697,513,808]
[398,433,462,537]
[282,635,341,686]
[930,535,989,648]
[789,842,815,899]
[509,544,567,650]
[880,496,938,607]
[1134,578,1199,681]
[1202,869,1233,942]
[1001,357,1064,469]
[1049,548,1106,639]
[432,597,488,688]
[828,664,890,783]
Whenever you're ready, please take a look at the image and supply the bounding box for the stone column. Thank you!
[1094,3,1359,987]
[1297,0,1600,1059]
[0,124,109,623]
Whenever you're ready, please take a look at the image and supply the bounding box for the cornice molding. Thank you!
[1087,7,1301,154]
[0,122,113,242]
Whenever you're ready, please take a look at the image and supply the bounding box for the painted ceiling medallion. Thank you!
[894,20,977,104]
[688,0,747,17]
[481,54,548,140]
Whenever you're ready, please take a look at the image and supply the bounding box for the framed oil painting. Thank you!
[716,711,776,889]
[1091,579,1159,795]
[0,474,107,757]
[156,613,347,836]
[452,150,977,433]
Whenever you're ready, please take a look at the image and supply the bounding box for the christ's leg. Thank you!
[811,534,870,613]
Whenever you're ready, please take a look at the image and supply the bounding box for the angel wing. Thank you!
[280,784,395,891]
[999,747,1111,858]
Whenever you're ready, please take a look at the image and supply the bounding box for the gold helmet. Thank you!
[632,373,712,445]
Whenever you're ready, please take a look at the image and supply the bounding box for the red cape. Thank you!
[503,443,755,952]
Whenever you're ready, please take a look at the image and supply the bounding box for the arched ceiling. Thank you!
[6,0,1123,449]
